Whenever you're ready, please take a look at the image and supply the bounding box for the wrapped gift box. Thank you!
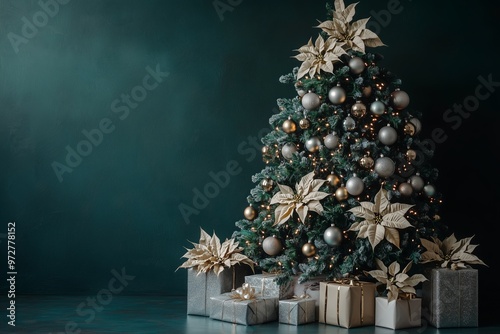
[421,267,478,328]
[187,265,249,316]
[209,293,278,325]
[292,275,324,318]
[318,281,376,328]
[375,297,422,329]
[244,274,294,299]
[279,298,316,325]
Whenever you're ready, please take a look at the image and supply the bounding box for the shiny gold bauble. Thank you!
[434,214,441,221]
[404,122,416,136]
[326,173,341,188]
[351,101,367,118]
[243,206,257,220]
[359,156,374,169]
[406,149,417,161]
[282,119,297,134]
[302,242,316,257]
[260,178,274,192]
[299,118,311,129]
[335,187,349,201]
[262,146,270,155]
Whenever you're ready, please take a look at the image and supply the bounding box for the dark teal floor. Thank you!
[3,296,499,333]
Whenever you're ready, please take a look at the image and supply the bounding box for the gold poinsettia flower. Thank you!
[348,187,414,249]
[270,171,330,226]
[317,0,385,53]
[293,34,347,79]
[367,259,427,302]
[177,228,255,276]
[420,234,487,270]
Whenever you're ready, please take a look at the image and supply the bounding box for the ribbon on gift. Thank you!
[231,283,257,301]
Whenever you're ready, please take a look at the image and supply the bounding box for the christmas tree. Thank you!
[232,0,447,285]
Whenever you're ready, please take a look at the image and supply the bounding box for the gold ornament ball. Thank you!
[404,122,416,136]
[398,182,413,197]
[335,187,349,201]
[326,173,341,188]
[351,101,367,118]
[262,146,270,155]
[260,178,274,192]
[362,86,372,98]
[299,118,311,129]
[302,242,316,257]
[282,119,297,134]
[244,206,257,220]
[406,149,417,161]
[360,156,374,169]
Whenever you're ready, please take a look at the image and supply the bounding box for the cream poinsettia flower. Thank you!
[348,187,414,249]
[293,34,347,79]
[367,259,427,302]
[177,228,255,276]
[270,171,330,226]
[420,234,487,270]
[317,0,385,53]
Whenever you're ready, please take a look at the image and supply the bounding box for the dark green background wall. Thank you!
[1,0,499,324]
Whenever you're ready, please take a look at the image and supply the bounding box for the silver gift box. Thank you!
[279,298,316,325]
[244,274,294,299]
[422,267,478,328]
[210,293,278,325]
[186,265,249,316]
[375,297,422,329]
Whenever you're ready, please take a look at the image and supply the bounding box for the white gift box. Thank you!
[375,297,422,329]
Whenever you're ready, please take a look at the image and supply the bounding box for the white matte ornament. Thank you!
[305,137,321,152]
[409,175,425,192]
[302,92,321,110]
[282,143,297,160]
[324,132,339,149]
[349,57,365,74]
[343,116,356,131]
[375,157,396,178]
[370,100,385,115]
[323,225,342,246]
[424,184,436,197]
[346,175,364,196]
[378,125,398,145]
[328,85,346,105]
[263,236,282,256]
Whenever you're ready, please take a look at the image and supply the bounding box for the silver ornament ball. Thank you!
[324,132,340,149]
[262,236,282,256]
[375,157,396,178]
[378,125,398,145]
[409,117,422,134]
[328,86,346,105]
[302,92,321,110]
[346,175,364,196]
[324,225,342,246]
[281,143,297,160]
[409,175,425,191]
[349,57,365,74]
[296,88,306,97]
[343,116,356,131]
[424,184,436,197]
[391,89,410,110]
[370,100,386,115]
[305,137,321,152]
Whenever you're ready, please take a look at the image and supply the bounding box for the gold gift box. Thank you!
[318,280,376,328]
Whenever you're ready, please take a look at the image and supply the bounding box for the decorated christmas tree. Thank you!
[232,0,448,285]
